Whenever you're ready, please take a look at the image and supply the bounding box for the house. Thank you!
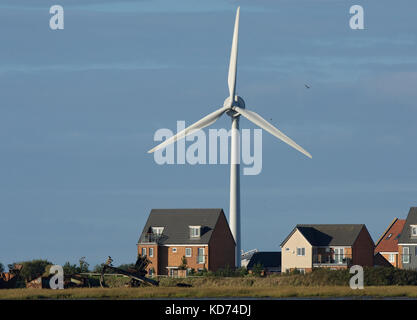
[137,209,235,276]
[374,218,405,267]
[280,224,374,273]
[398,207,417,270]
[246,252,281,274]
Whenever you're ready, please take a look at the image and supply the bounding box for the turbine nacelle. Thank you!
[224,95,245,117]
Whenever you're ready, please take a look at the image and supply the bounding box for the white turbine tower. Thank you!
[148,7,312,267]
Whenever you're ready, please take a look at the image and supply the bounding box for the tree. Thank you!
[79,257,89,273]
[15,259,53,282]
[0,262,4,273]
[63,262,79,275]
[178,256,188,270]
[93,264,105,273]
[62,257,90,274]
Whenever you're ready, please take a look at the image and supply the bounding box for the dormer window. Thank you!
[152,227,164,235]
[411,225,417,237]
[189,226,201,238]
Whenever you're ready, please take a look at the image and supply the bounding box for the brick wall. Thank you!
[208,212,236,271]
[352,226,375,267]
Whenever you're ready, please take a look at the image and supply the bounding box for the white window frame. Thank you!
[152,227,164,235]
[388,253,395,263]
[403,247,410,263]
[411,226,417,236]
[334,248,344,264]
[142,247,147,256]
[190,226,201,238]
[149,247,154,258]
[172,247,177,253]
[296,247,305,256]
[197,248,205,264]
[185,247,192,257]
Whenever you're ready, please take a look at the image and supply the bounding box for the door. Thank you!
[334,248,344,264]
[197,248,205,264]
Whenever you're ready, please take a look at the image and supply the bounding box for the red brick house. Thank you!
[281,224,374,273]
[374,218,405,267]
[137,209,235,276]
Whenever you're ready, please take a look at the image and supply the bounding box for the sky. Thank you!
[0,0,417,268]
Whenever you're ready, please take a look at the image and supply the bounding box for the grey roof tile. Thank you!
[397,207,417,244]
[138,209,224,245]
[281,224,365,247]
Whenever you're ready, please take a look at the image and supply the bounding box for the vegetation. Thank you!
[12,259,53,282]
[178,256,188,270]
[0,262,4,273]
[117,263,135,271]
[3,285,417,300]
[279,267,417,286]
[63,257,90,275]
[250,263,264,277]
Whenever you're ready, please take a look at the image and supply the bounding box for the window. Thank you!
[190,226,201,238]
[185,248,192,257]
[152,227,164,235]
[403,247,410,263]
[296,247,305,256]
[386,233,393,240]
[389,254,395,263]
[172,247,177,253]
[285,248,290,251]
[197,248,205,264]
[411,226,417,236]
[334,248,344,264]
[142,247,147,256]
[149,269,153,276]
[149,247,154,258]
[296,268,305,274]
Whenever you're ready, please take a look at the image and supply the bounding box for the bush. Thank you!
[62,257,90,275]
[14,259,53,282]
[117,263,136,271]
[278,267,417,286]
[214,265,236,277]
[250,263,264,277]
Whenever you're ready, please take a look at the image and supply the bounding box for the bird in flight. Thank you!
[304,84,311,89]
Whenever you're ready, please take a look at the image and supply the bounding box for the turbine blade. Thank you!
[147,106,228,153]
[227,7,240,100]
[234,106,312,159]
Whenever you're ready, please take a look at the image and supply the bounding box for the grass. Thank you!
[2,284,417,300]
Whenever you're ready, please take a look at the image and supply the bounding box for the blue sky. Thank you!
[1,0,416,267]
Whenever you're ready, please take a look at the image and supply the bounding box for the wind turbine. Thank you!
[148,7,312,267]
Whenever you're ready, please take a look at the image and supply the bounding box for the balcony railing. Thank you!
[139,233,167,244]
[313,254,352,266]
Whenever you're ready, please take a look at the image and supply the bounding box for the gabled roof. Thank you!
[138,209,226,245]
[398,207,417,244]
[281,224,365,247]
[247,252,281,269]
[375,218,405,253]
